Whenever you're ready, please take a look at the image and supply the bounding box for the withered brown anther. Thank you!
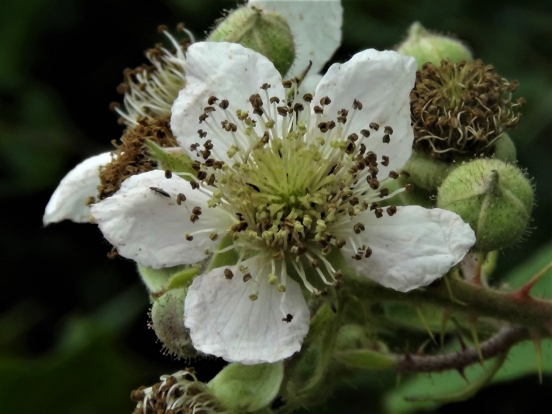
[411,59,524,160]
[98,116,177,200]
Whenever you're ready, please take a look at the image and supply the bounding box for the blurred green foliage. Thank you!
[1,0,551,412]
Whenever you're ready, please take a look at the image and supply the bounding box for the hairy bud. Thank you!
[208,6,295,75]
[397,22,473,68]
[437,159,534,252]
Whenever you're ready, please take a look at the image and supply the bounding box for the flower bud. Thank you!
[397,22,473,68]
[151,287,198,359]
[437,159,534,252]
[208,6,295,75]
[400,149,456,192]
[208,361,284,412]
[493,133,517,164]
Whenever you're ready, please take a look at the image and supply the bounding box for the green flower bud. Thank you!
[208,362,284,412]
[401,149,456,191]
[397,22,473,68]
[151,287,198,359]
[208,6,295,75]
[437,159,534,252]
[493,133,517,164]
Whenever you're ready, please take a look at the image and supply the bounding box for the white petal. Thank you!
[185,256,310,364]
[43,152,112,225]
[171,42,285,165]
[90,170,233,268]
[342,206,475,292]
[298,73,322,96]
[249,0,343,77]
[312,49,417,175]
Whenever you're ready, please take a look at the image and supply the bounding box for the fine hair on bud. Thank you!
[151,287,198,359]
[437,158,534,252]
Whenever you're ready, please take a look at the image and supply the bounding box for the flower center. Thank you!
[186,80,404,295]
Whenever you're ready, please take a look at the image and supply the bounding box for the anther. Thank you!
[186,233,193,241]
[310,259,320,268]
[320,96,331,105]
[313,105,324,114]
[360,129,370,138]
[379,188,389,198]
[208,96,218,105]
[369,122,379,131]
[282,80,293,88]
[197,171,207,180]
[348,133,359,142]
[190,181,199,190]
[364,247,373,258]
[382,134,391,143]
[294,103,304,112]
[197,129,207,138]
[224,269,234,279]
[164,170,172,179]
[405,183,414,192]
[190,214,199,223]
[190,143,200,151]
[381,156,389,166]
[204,106,216,113]
[199,114,208,123]
[157,24,168,33]
[400,171,411,178]
[243,274,252,282]
[277,106,289,117]
[176,193,186,205]
[386,205,397,216]
[352,253,362,260]
[282,314,293,323]
[335,238,346,248]
[270,96,280,104]
[384,126,394,135]
[261,83,271,90]
[374,208,383,218]
[192,206,202,215]
[389,170,399,179]
[107,247,118,259]
[352,99,363,110]
[353,223,365,234]
[303,93,313,102]
[204,140,213,150]
[207,174,215,186]
[367,177,380,190]
[218,99,229,109]
[109,102,120,111]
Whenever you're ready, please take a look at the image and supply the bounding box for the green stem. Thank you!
[344,273,552,334]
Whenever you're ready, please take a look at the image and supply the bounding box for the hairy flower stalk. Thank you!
[90,42,475,364]
[411,59,524,160]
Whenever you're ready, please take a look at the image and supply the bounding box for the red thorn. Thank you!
[416,338,432,356]
[456,330,468,351]
[471,254,484,286]
[457,367,470,384]
[510,262,552,301]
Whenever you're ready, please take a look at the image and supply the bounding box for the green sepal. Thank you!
[166,266,201,290]
[334,348,398,370]
[144,139,194,179]
[137,264,188,294]
[208,361,284,412]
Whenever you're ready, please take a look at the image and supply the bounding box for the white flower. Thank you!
[90,42,475,364]
[248,0,343,78]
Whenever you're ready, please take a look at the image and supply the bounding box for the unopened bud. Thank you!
[493,133,517,164]
[437,159,534,252]
[209,361,284,412]
[151,287,198,359]
[397,22,473,68]
[208,6,295,75]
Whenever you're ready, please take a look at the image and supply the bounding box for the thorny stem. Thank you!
[344,273,552,334]
[397,325,527,373]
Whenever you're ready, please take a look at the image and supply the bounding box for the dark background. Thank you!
[1,0,551,412]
